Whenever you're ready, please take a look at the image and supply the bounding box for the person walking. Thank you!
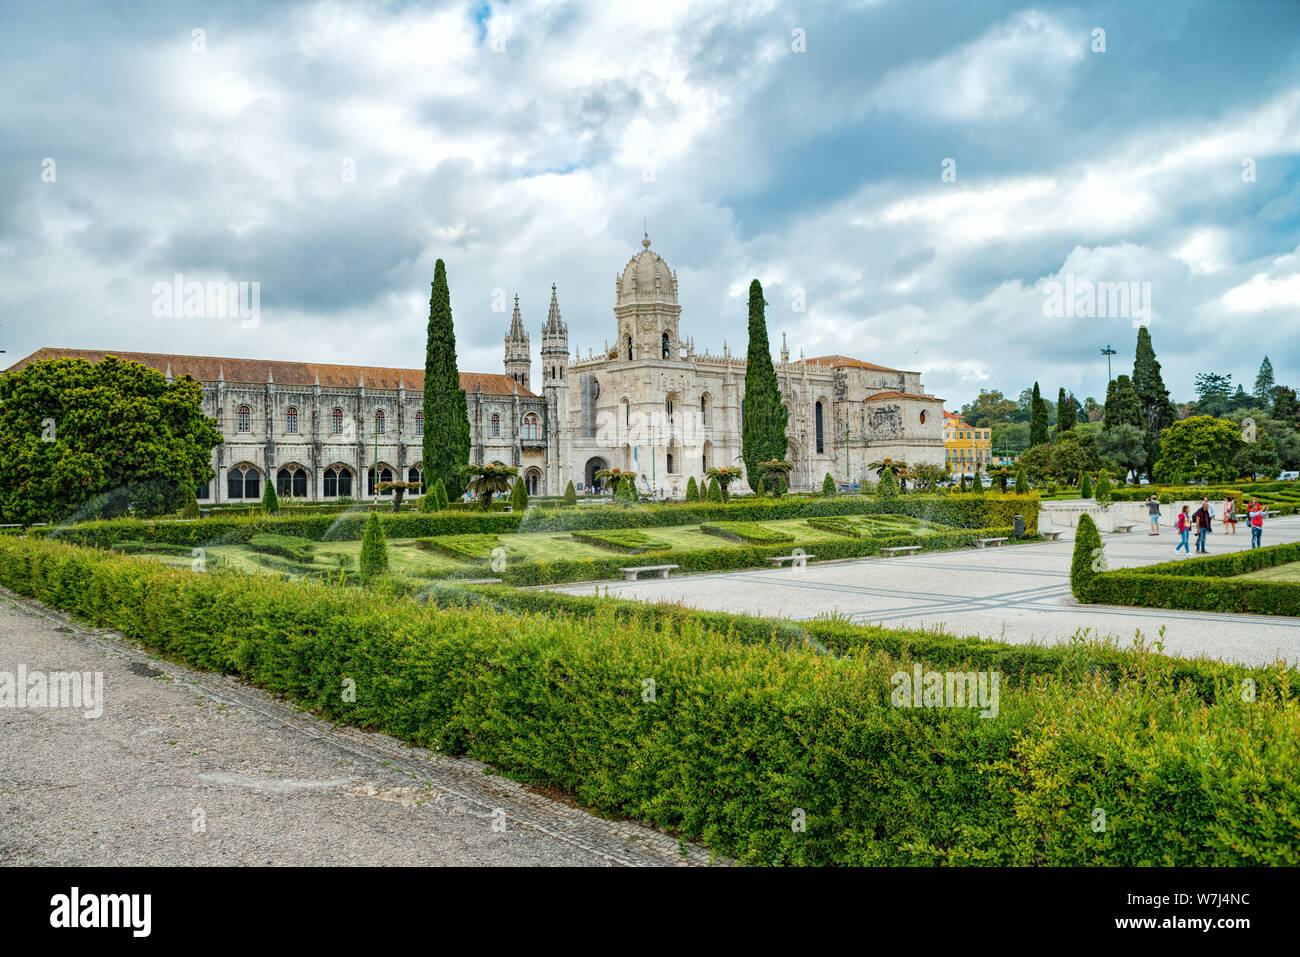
[1248,498,1265,549]
[1193,498,1213,554]
[1175,504,1191,554]
[1146,494,1161,535]
[1222,496,1237,535]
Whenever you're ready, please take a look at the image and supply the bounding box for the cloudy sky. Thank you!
[3,0,1298,409]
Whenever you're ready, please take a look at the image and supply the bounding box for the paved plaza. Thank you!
[554,517,1300,666]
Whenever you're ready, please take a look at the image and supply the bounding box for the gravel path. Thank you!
[0,592,715,867]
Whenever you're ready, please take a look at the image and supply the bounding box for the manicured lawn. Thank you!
[1238,561,1300,583]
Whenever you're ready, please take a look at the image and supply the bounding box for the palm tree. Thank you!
[594,467,636,495]
[897,466,919,493]
[868,458,908,478]
[986,465,1014,493]
[705,465,744,502]
[460,463,518,509]
[757,458,794,496]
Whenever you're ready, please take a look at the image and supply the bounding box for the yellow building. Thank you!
[943,411,992,476]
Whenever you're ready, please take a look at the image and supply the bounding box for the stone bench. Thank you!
[974,537,1008,548]
[766,553,816,567]
[1041,531,1063,542]
[880,545,922,557]
[1111,523,1137,534]
[619,564,679,581]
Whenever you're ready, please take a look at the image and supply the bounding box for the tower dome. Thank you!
[616,233,677,306]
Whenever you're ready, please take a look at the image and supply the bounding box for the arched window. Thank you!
[626,336,633,360]
[374,409,385,434]
[323,465,353,498]
[368,466,394,496]
[665,398,674,424]
[666,452,674,474]
[525,468,541,496]
[286,407,298,434]
[331,408,344,434]
[415,412,424,436]
[276,465,308,498]
[662,332,670,359]
[815,401,825,454]
[195,480,211,500]
[226,464,259,499]
[701,394,710,426]
[490,413,501,438]
[522,413,538,441]
[236,404,251,433]
[408,465,424,494]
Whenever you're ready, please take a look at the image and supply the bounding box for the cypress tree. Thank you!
[1029,382,1049,446]
[685,475,698,502]
[181,493,200,519]
[877,469,898,499]
[510,477,528,511]
[706,477,723,502]
[1095,469,1112,503]
[261,480,279,514]
[1254,356,1276,404]
[1070,514,1103,599]
[1056,388,1075,434]
[1103,374,1143,431]
[1131,327,1175,479]
[1080,472,1093,498]
[359,512,389,585]
[740,279,788,492]
[822,473,837,497]
[419,477,448,512]
[563,480,577,507]
[421,259,471,499]
[959,474,968,492]
[971,470,984,492]
[1014,469,1027,494]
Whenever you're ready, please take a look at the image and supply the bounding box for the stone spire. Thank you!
[780,332,789,365]
[540,282,568,388]
[504,293,531,391]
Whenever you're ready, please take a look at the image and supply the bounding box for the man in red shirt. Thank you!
[1247,498,1265,548]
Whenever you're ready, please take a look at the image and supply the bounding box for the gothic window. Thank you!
[665,399,674,424]
[667,452,675,474]
[522,413,539,441]
[626,336,633,360]
[195,480,210,500]
[331,408,344,434]
[701,394,710,426]
[226,464,259,499]
[276,465,307,498]
[323,465,352,498]
[815,401,825,454]
[415,411,424,436]
[236,404,251,433]
[525,468,541,496]
[490,413,500,438]
[368,466,394,496]
[662,332,670,359]
[286,407,298,434]
[408,465,424,494]
[375,409,385,434]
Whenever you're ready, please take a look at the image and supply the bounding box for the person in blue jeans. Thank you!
[1248,499,1264,548]
[1193,499,1212,553]
[1175,505,1191,554]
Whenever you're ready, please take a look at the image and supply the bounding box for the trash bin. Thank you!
[1013,514,1025,539]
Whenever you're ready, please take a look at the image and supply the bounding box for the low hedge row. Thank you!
[436,526,1020,586]
[569,530,671,554]
[418,534,501,563]
[699,521,795,545]
[1078,541,1300,616]
[1107,487,1245,508]
[2,536,1296,865]
[30,495,1039,546]
[246,533,315,562]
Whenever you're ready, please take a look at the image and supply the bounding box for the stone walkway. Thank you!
[554,517,1300,666]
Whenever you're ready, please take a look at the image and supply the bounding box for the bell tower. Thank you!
[613,234,681,362]
[503,294,530,390]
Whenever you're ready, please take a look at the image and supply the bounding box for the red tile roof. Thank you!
[4,348,536,397]
[868,390,943,402]
[800,354,908,374]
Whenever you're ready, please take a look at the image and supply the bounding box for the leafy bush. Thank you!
[876,470,898,498]
[1080,473,1093,499]
[510,477,529,512]
[1071,514,1103,599]
[706,477,723,503]
[700,521,795,544]
[822,473,837,497]
[359,512,388,584]
[4,535,1298,865]
[685,476,699,502]
[570,530,671,554]
[261,481,280,515]
[563,480,578,507]
[421,479,450,513]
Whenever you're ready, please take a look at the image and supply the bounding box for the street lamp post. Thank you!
[1101,344,1117,383]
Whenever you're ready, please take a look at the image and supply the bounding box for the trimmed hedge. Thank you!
[419,534,501,563]
[570,530,671,554]
[1077,541,1300,616]
[246,533,315,563]
[700,521,796,545]
[2,536,1298,865]
[32,494,1040,547]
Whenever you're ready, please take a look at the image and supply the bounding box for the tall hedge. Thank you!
[706,477,723,503]
[510,477,529,511]
[563,480,578,507]
[359,512,389,584]
[822,473,837,497]
[685,476,699,503]
[422,259,472,500]
[1071,514,1103,599]
[261,481,279,514]
[1014,469,1027,494]
[1080,473,1093,499]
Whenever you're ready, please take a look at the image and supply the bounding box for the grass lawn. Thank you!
[1238,561,1300,583]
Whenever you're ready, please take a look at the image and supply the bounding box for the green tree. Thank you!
[912,463,948,491]
[1235,430,1281,480]
[740,279,788,491]
[991,421,1031,455]
[1102,375,1143,431]
[509,476,529,511]
[960,389,1018,428]
[876,469,899,498]
[261,480,280,514]
[822,473,837,497]
[758,458,793,496]
[1131,327,1175,477]
[971,469,984,492]
[420,477,449,512]
[1095,423,1147,483]
[1029,382,1049,446]
[1080,472,1093,498]
[1016,444,1053,484]
[1192,372,1233,418]
[1070,514,1103,600]
[181,494,200,519]
[1094,470,1113,506]
[614,474,640,507]
[359,512,389,584]
[422,259,472,500]
[1056,388,1075,435]
[1152,415,1243,484]
[1272,385,1299,426]
[706,465,743,502]
[0,355,221,525]
[1254,356,1277,404]
[705,476,724,502]
[460,462,517,509]
[1014,468,1028,494]
[685,475,699,502]
[563,479,578,507]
